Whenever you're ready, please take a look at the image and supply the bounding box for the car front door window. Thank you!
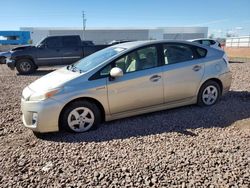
[46,37,62,48]
[99,46,158,77]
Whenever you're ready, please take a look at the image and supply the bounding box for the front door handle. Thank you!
[150,75,161,82]
[193,65,202,72]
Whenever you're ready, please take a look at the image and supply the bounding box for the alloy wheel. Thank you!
[202,85,218,105]
[67,107,95,132]
[20,61,31,72]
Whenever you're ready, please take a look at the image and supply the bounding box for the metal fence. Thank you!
[226,36,250,47]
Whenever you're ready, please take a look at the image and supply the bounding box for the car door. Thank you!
[36,36,63,66]
[61,36,83,65]
[104,45,164,114]
[162,43,205,103]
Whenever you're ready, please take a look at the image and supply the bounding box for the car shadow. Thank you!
[36,90,250,143]
[229,61,246,64]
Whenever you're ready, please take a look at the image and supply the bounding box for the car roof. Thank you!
[112,39,212,51]
[188,38,216,41]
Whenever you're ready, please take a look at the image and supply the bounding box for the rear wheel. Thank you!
[197,80,221,106]
[16,59,36,75]
[60,101,101,133]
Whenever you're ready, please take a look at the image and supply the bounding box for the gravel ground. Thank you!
[0,63,249,187]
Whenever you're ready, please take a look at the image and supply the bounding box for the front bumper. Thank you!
[21,98,63,133]
[6,58,15,70]
[0,57,6,64]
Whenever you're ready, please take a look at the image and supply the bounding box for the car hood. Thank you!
[28,67,80,93]
[11,45,34,52]
[0,51,11,57]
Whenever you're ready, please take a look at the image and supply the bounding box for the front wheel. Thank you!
[60,101,101,133]
[16,59,36,75]
[197,80,221,106]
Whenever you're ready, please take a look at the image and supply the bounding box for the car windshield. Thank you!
[73,47,126,73]
[35,38,46,47]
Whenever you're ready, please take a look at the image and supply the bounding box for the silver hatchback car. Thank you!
[21,40,232,133]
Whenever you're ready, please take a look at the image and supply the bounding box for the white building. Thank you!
[21,27,208,44]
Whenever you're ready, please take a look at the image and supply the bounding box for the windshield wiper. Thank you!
[67,64,83,73]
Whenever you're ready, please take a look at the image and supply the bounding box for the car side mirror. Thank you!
[38,43,46,49]
[110,67,123,80]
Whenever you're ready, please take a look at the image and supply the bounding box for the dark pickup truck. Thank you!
[6,35,110,74]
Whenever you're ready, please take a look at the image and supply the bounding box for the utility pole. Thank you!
[82,11,86,40]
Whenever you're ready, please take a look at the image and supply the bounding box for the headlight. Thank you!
[29,88,62,101]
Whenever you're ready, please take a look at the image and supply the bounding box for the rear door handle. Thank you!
[150,75,161,82]
[193,65,202,71]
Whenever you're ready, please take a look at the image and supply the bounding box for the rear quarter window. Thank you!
[193,40,201,44]
[210,40,216,45]
[195,47,207,58]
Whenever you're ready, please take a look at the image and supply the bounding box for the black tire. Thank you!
[60,100,101,133]
[197,80,221,106]
[16,59,36,75]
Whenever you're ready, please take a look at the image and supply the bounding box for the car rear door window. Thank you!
[62,36,80,47]
[163,44,194,64]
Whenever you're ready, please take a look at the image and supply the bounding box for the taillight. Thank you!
[222,54,231,71]
[223,54,229,64]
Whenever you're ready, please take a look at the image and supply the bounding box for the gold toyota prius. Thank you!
[21,40,232,133]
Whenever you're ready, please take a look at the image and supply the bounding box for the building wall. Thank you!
[162,27,208,40]
[21,27,49,45]
[163,33,205,40]
[20,27,208,44]
[148,29,164,40]
[86,30,149,44]
[49,29,149,44]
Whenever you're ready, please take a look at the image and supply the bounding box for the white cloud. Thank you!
[188,19,229,27]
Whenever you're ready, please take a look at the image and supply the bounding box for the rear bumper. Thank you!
[219,71,232,95]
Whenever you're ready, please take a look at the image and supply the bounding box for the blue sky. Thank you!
[1,0,250,37]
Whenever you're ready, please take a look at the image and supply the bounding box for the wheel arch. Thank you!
[58,97,106,130]
[197,78,223,96]
[15,56,37,67]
